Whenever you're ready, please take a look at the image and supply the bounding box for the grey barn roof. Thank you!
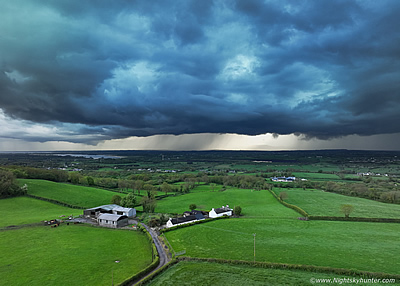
[86,204,120,211]
[171,212,204,225]
[214,207,232,214]
[98,213,127,222]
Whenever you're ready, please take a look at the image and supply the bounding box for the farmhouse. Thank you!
[209,205,233,218]
[97,213,129,228]
[166,210,205,228]
[83,204,136,218]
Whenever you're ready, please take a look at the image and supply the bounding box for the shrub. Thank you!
[233,206,242,216]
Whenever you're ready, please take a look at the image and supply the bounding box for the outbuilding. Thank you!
[112,206,136,217]
[84,204,136,218]
[97,214,129,228]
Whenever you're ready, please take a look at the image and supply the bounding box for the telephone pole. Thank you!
[253,233,256,263]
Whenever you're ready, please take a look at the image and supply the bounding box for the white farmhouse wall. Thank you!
[209,208,232,218]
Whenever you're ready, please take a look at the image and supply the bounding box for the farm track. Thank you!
[130,223,171,285]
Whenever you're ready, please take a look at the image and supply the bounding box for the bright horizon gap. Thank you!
[0,132,399,152]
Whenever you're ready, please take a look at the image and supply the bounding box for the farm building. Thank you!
[209,205,233,218]
[97,213,129,228]
[183,209,207,217]
[113,206,136,217]
[166,211,205,228]
[271,176,296,182]
[84,204,136,218]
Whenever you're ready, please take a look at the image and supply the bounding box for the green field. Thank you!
[292,172,340,180]
[164,218,400,275]
[148,188,299,218]
[19,179,123,208]
[0,225,152,286]
[147,261,397,286]
[0,197,82,227]
[274,188,400,218]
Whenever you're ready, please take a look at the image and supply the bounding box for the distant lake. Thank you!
[53,154,122,159]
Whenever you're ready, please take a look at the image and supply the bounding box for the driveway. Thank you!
[130,223,171,285]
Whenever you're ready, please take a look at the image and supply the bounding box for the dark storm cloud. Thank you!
[1,0,400,143]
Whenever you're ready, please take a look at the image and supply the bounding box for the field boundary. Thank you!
[134,259,179,286]
[309,216,400,223]
[25,194,85,209]
[268,189,309,217]
[119,224,160,286]
[175,257,400,280]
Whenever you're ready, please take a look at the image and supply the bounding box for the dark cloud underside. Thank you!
[1,0,400,143]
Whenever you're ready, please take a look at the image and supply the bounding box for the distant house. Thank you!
[83,204,136,219]
[209,205,233,218]
[98,213,129,228]
[166,210,205,228]
[271,176,296,182]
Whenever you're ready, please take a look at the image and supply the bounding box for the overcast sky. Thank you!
[1,0,400,151]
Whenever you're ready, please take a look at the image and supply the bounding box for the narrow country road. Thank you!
[129,223,170,285]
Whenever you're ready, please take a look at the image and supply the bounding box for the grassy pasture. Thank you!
[165,218,400,275]
[150,188,299,218]
[191,183,223,193]
[274,188,400,218]
[0,225,152,286]
[292,172,340,180]
[147,261,395,286]
[0,197,82,227]
[19,179,123,208]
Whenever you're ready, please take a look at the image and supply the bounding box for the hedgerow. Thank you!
[176,257,400,281]
[119,224,159,286]
[25,194,84,209]
[134,259,179,286]
[269,189,309,217]
[308,216,400,223]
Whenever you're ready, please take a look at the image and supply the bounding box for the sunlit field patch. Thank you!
[274,188,400,218]
[165,218,400,275]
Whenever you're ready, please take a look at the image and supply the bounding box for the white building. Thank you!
[97,214,129,228]
[271,176,296,182]
[166,211,205,228]
[209,205,233,218]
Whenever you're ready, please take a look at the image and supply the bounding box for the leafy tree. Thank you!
[120,192,137,208]
[340,204,354,218]
[161,182,172,195]
[233,205,242,216]
[144,184,155,197]
[149,218,161,227]
[159,213,169,225]
[279,191,288,201]
[86,176,95,186]
[141,196,156,213]
[0,169,25,198]
[134,179,144,195]
[210,183,216,192]
[69,172,82,184]
[189,203,197,211]
[110,194,122,205]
